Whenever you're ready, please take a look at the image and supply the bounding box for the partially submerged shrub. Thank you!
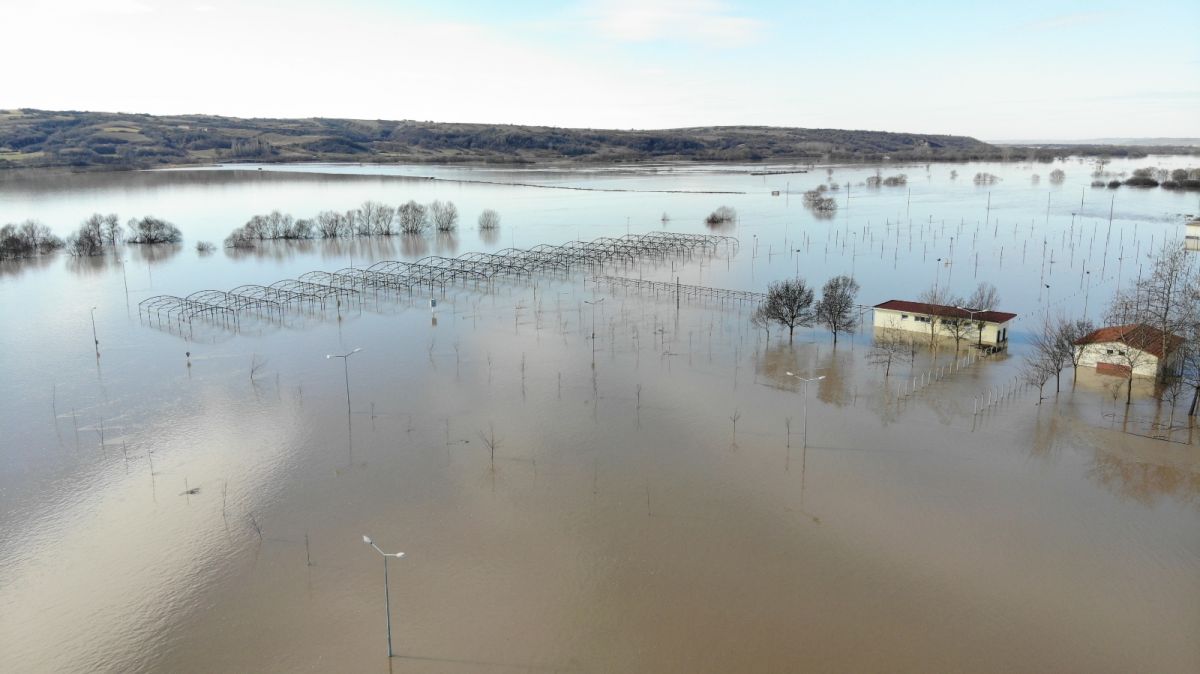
[973,172,1001,185]
[705,206,737,225]
[430,200,459,232]
[478,209,501,230]
[0,220,63,259]
[126,216,182,244]
[196,241,216,253]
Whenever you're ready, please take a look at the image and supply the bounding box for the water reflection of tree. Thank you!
[127,242,181,264]
[815,346,852,407]
[479,226,500,247]
[435,231,459,256]
[400,233,429,258]
[1087,451,1199,507]
[1,253,56,278]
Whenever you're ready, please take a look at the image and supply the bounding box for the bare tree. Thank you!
[867,329,913,377]
[966,282,1000,346]
[815,275,860,344]
[1057,318,1095,383]
[430,200,459,232]
[1026,316,1072,394]
[1049,169,1066,184]
[477,209,501,230]
[758,278,816,341]
[126,216,182,244]
[917,284,967,347]
[397,200,428,234]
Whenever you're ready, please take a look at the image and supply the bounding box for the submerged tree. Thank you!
[430,200,459,232]
[966,282,1000,346]
[866,329,913,377]
[126,216,182,244]
[758,278,816,341]
[477,209,501,230]
[705,206,737,226]
[0,220,63,259]
[815,275,860,344]
[397,200,429,234]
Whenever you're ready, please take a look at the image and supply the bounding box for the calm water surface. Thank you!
[1,159,1197,672]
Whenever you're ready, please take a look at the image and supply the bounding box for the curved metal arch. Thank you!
[456,251,534,276]
[229,284,321,307]
[270,278,360,299]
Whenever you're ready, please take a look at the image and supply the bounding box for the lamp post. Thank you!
[785,372,826,448]
[326,348,362,415]
[955,305,982,346]
[90,306,99,350]
[362,535,405,657]
[584,298,604,364]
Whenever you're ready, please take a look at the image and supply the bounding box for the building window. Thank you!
[901,314,909,320]
[1107,349,1114,355]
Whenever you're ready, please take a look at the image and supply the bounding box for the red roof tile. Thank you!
[1073,323,1184,359]
[872,300,1017,324]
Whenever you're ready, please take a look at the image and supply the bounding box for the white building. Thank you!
[1186,220,1200,252]
[1073,323,1183,378]
[872,300,1016,347]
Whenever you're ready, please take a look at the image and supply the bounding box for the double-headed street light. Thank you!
[785,372,826,449]
[362,535,405,658]
[326,347,362,415]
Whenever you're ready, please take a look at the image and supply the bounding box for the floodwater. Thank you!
[1,159,1197,673]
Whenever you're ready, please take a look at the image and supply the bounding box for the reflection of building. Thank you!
[1186,220,1200,252]
[1073,323,1183,377]
[872,300,1015,347]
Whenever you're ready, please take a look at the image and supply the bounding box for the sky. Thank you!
[3,0,1198,140]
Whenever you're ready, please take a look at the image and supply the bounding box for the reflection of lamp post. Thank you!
[362,535,405,658]
[326,348,362,415]
[89,306,99,350]
[785,372,826,448]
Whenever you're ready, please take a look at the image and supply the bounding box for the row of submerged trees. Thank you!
[752,275,861,343]
[0,213,182,259]
[224,200,500,248]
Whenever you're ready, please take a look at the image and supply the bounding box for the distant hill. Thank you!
[1,109,1194,171]
[997,137,1200,147]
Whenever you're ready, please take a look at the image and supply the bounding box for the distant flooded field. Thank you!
[1,159,1197,673]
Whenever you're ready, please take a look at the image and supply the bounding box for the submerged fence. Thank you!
[139,232,737,330]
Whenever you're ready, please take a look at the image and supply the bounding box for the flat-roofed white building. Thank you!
[1186,220,1200,252]
[872,300,1016,347]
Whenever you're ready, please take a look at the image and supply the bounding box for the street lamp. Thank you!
[584,298,604,364]
[326,348,362,415]
[89,306,99,350]
[785,372,826,449]
[954,305,981,346]
[362,535,405,658]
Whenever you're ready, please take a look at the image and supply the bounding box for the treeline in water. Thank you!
[223,200,496,248]
[1,213,182,260]
[1088,164,1200,190]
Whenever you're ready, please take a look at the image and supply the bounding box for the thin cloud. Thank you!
[1020,11,1111,31]
[581,0,762,46]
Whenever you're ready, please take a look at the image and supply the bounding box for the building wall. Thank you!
[1187,223,1200,252]
[872,308,1010,346]
[1076,342,1160,377]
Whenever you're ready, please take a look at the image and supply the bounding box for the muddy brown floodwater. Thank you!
[1,160,1197,672]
